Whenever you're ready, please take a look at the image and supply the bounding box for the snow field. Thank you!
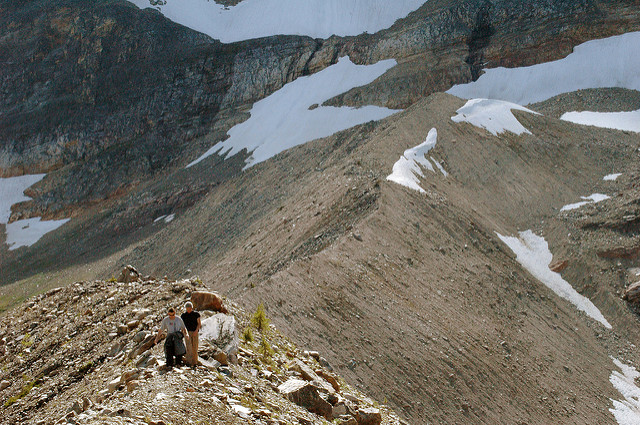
[127,0,426,43]
[561,109,640,133]
[560,193,610,212]
[386,128,448,193]
[610,358,640,425]
[496,230,612,329]
[451,99,539,136]
[0,175,70,250]
[188,57,400,170]
[447,32,640,105]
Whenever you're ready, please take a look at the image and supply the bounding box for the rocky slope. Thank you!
[2,1,640,424]
[0,269,402,425]
[2,0,639,245]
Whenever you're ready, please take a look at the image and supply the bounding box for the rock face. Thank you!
[0,0,328,220]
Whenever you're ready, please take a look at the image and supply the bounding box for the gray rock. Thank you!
[132,331,148,343]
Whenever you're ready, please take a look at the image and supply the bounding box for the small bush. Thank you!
[21,333,33,348]
[241,327,254,343]
[251,303,270,332]
[258,337,274,360]
[77,361,94,376]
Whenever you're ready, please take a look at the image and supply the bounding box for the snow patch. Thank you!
[0,174,45,223]
[451,99,538,136]
[561,109,640,133]
[1,174,69,250]
[127,0,426,43]
[496,230,612,328]
[387,128,447,193]
[560,193,610,211]
[430,156,448,177]
[610,358,640,425]
[447,31,640,104]
[6,217,71,251]
[604,173,622,181]
[188,57,400,170]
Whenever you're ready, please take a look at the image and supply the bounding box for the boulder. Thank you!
[597,245,640,260]
[0,380,10,390]
[355,408,381,425]
[549,259,568,273]
[200,313,238,362]
[69,400,83,414]
[289,359,334,393]
[134,308,152,320]
[118,265,141,283]
[316,369,340,392]
[132,331,148,343]
[126,320,140,330]
[130,335,156,359]
[82,397,92,412]
[191,291,227,313]
[107,378,122,393]
[120,369,140,383]
[278,379,332,419]
[623,281,640,303]
[213,349,228,366]
[126,380,140,392]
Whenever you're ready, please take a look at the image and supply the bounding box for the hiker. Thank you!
[181,301,201,366]
[155,307,189,367]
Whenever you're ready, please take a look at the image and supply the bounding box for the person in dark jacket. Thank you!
[155,307,189,367]
[181,301,201,366]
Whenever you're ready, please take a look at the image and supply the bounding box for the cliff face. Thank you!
[328,0,640,108]
[0,0,329,219]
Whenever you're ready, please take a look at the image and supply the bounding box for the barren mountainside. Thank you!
[2,1,640,424]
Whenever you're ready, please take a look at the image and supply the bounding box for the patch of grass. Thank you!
[251,303,270,332]
[4,376,42,407]
[108,276,117,283]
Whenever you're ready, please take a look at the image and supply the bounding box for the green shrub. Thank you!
[258,337,274,360]
[21,333,33,348]
[77,361,94,376]
[241,327,254,343]
[251,303,270,332]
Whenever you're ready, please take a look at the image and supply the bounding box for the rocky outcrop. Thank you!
[0,273,401,424]
[623,281,640,304]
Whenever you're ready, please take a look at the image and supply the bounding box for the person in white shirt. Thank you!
[155,307,189,367]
